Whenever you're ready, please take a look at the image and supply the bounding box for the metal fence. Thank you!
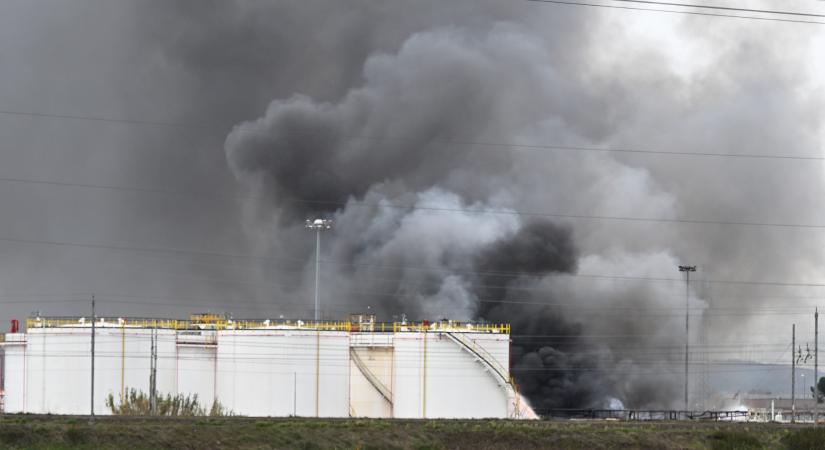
[538,409,750,421]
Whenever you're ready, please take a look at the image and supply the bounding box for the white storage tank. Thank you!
[0,315,521,418]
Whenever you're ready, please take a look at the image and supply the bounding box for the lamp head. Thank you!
[305,218,333,230]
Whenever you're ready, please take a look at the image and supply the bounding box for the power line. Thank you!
[0,109,198,129]
[6,353,791,375]
[20,339,795,354]
[13,350,792,367]
[606,0,825,18]
[7,288,825,320]
[4,175,825,230]
[12,302,822,319]
[6,335,794,359]
[1,108,824,162]
[327,202,825,229]
[2,298,823,327]
[47,250,825,301]
[17,247,825,303]
[4,292,825,318]
[525,0,825,24]
[6,232,825,288]
[12,337,786,360]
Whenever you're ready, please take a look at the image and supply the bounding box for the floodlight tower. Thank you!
[679,265,697,413]
[306,219,333,321]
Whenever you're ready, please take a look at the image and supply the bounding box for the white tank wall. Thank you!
[27,329,88,414]
[21,327,177,415]
[96,328,177,413]
[1,335,26,413]
[426,333,510,418]
[393,333,425,418]
[216,330,349,417]
[176,345,217,409]
[393,332,510,419]
[2,326,511,418]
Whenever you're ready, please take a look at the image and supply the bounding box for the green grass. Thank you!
[0,416,817,449]
[708,430,764,450]
[781,427,825,450]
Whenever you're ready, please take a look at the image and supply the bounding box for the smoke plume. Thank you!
[1,0,823,410]
[222,23,703,409]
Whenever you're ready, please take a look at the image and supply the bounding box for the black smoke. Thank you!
[221,22,697,409]
[470,221,604,410]
[470,221,680,411]
[474,221,589,409]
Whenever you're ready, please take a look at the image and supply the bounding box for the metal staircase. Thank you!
[350,348,393,406]
[445,332,522,418]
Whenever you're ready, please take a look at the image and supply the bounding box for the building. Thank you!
[739,397,821,423]
[0,314,532,418]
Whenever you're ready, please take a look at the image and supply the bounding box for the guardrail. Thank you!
[25,317,510,334]
[393,322,510,334]
[26,317,351,331]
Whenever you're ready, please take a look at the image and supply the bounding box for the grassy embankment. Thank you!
[1,416,824,449]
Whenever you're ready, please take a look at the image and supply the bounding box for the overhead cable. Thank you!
[1,108,823,161]
[525,0,825,24]
[2,176,825,230]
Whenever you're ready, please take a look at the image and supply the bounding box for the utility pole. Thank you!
[793,323,796,424]
[679,265,696,413]
[154,327,158,414]
[148,329,153,415]
[816,309,819,425]
[701,269,712,412]
[149,328,158,415]
[305,219,332,321]
[90,295,95,420]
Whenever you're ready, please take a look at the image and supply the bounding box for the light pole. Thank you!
[679,265,696,413]
[305,219,333,321]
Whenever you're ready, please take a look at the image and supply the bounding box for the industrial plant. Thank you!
[0,313,533,419]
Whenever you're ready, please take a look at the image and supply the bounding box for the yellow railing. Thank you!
[26,317,350,332]
[189,313,224,324]
[25,317,185,330]
[392,321,509,334]
[25,317,510,334]
[226,320,352,331]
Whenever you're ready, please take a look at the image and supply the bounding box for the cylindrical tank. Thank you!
[1,318,514,418]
